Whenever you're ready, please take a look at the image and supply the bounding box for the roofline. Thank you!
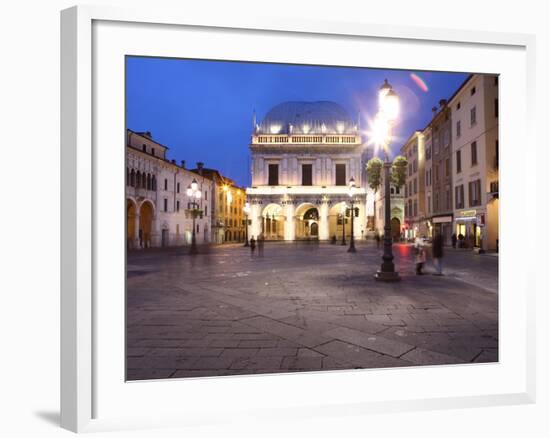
[127,128,170,150]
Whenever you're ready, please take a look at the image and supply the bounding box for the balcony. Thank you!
[488,181,499,199]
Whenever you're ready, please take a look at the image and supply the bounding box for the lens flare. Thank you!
[410,73,429,93]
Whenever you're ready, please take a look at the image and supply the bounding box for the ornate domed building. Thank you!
[246,101,373,241]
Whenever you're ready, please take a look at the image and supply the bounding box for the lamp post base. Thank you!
[347,244,356,253]
[189,244,198,255]
[374,270,401,282]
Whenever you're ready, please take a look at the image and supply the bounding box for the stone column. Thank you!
[133,213,140,249]
[284,203,295,241]
[319,202,329,240]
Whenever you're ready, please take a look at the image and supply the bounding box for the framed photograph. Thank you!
[61,5,536,433]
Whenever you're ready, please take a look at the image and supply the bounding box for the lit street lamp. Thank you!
[243,202,251,246]
[347,177,357,253]
[374,79,401,282]
[186,178,202,255]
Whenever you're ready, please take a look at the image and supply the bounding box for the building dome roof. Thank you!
[257,101,356,135]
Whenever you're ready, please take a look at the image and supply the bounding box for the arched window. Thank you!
[147,174,151,191]
[152,175,157,191]
[130,169,135,187]
[136,171,141,188]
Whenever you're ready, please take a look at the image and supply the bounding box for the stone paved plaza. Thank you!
[126,241,498,380]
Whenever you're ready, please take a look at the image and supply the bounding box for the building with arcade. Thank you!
[246,101,371,241]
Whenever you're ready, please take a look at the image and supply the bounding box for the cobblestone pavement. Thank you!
[126,241,498,380]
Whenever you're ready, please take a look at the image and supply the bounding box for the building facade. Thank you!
[449,74,499,251]
[401,130,428,240]
[246,101,369,241]
[192,165,247,244]
[126,130,213,248]
[373,169,404,240]
[429,99,454,245]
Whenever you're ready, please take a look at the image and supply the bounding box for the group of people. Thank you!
[249,234,265,256]
[413,232,444,276]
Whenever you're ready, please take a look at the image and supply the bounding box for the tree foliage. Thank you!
[391,155,408,188]
[366,157,383,192]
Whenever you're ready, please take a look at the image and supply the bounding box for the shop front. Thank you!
[432,214,453,246]
[454,209,486,250]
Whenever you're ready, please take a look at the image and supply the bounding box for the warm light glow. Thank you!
[370,114,390,147]
[243,202,251,214]
[226,191,233,204]
[270,124,281,134]
[191,179,198,191]
[348,177,356,197]
[381,89,400,121]
[223,185,228,192]
[186,186,192,197]
[195,191,202,199]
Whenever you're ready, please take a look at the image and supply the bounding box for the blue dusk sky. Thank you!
[126,56,469,187]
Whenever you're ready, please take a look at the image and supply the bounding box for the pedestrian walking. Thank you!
[375,232,381,249]
[250,236,256,254]
[258,234,264,257]
[331,234,337,244]
[451,233,457,249]
[414,235,427,275]
[432,231,444,275]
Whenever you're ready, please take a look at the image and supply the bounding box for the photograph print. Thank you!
[125,56,499,380]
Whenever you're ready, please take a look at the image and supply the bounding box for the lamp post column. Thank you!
[340,211,346,245]
[348,199,356,253]
[375,160,400,281]
[190,203,198,255]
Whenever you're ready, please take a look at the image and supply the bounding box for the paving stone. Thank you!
[281,356,323,370]
[400,347,465,365]
[324,326,415,358]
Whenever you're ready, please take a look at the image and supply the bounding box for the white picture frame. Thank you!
[60,5,536,433]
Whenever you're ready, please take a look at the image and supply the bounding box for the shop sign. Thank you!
[459,209,476,218]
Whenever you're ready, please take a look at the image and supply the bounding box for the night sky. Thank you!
[126,56,469,187]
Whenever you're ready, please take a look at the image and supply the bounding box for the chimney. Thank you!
[439,99,447,108]
[196,162,204,175]
[180,160,186,169]
[171,159,176,164]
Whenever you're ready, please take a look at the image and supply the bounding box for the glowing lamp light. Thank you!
[191,178,198,191]
[186,186,192,197]
[371,114,390,147]
[195,191,202,199]
[378,78,392,107]
[382,89,400,122]
[348,177,357,197]
[243,202,251,215]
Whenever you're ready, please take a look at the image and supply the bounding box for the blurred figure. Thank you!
[375,232,381,249]
[432,231,444,275]
[331,234,337,244]
[414,235,427,275]
[250,236,256,255]
[258,234,264,257]
[451,233,457,249]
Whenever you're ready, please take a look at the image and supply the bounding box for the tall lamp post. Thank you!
[374,79,401,282]
[340,203,347,245]
[186,178,202,255]
[243,202,251,246]
[348,177,357,253]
